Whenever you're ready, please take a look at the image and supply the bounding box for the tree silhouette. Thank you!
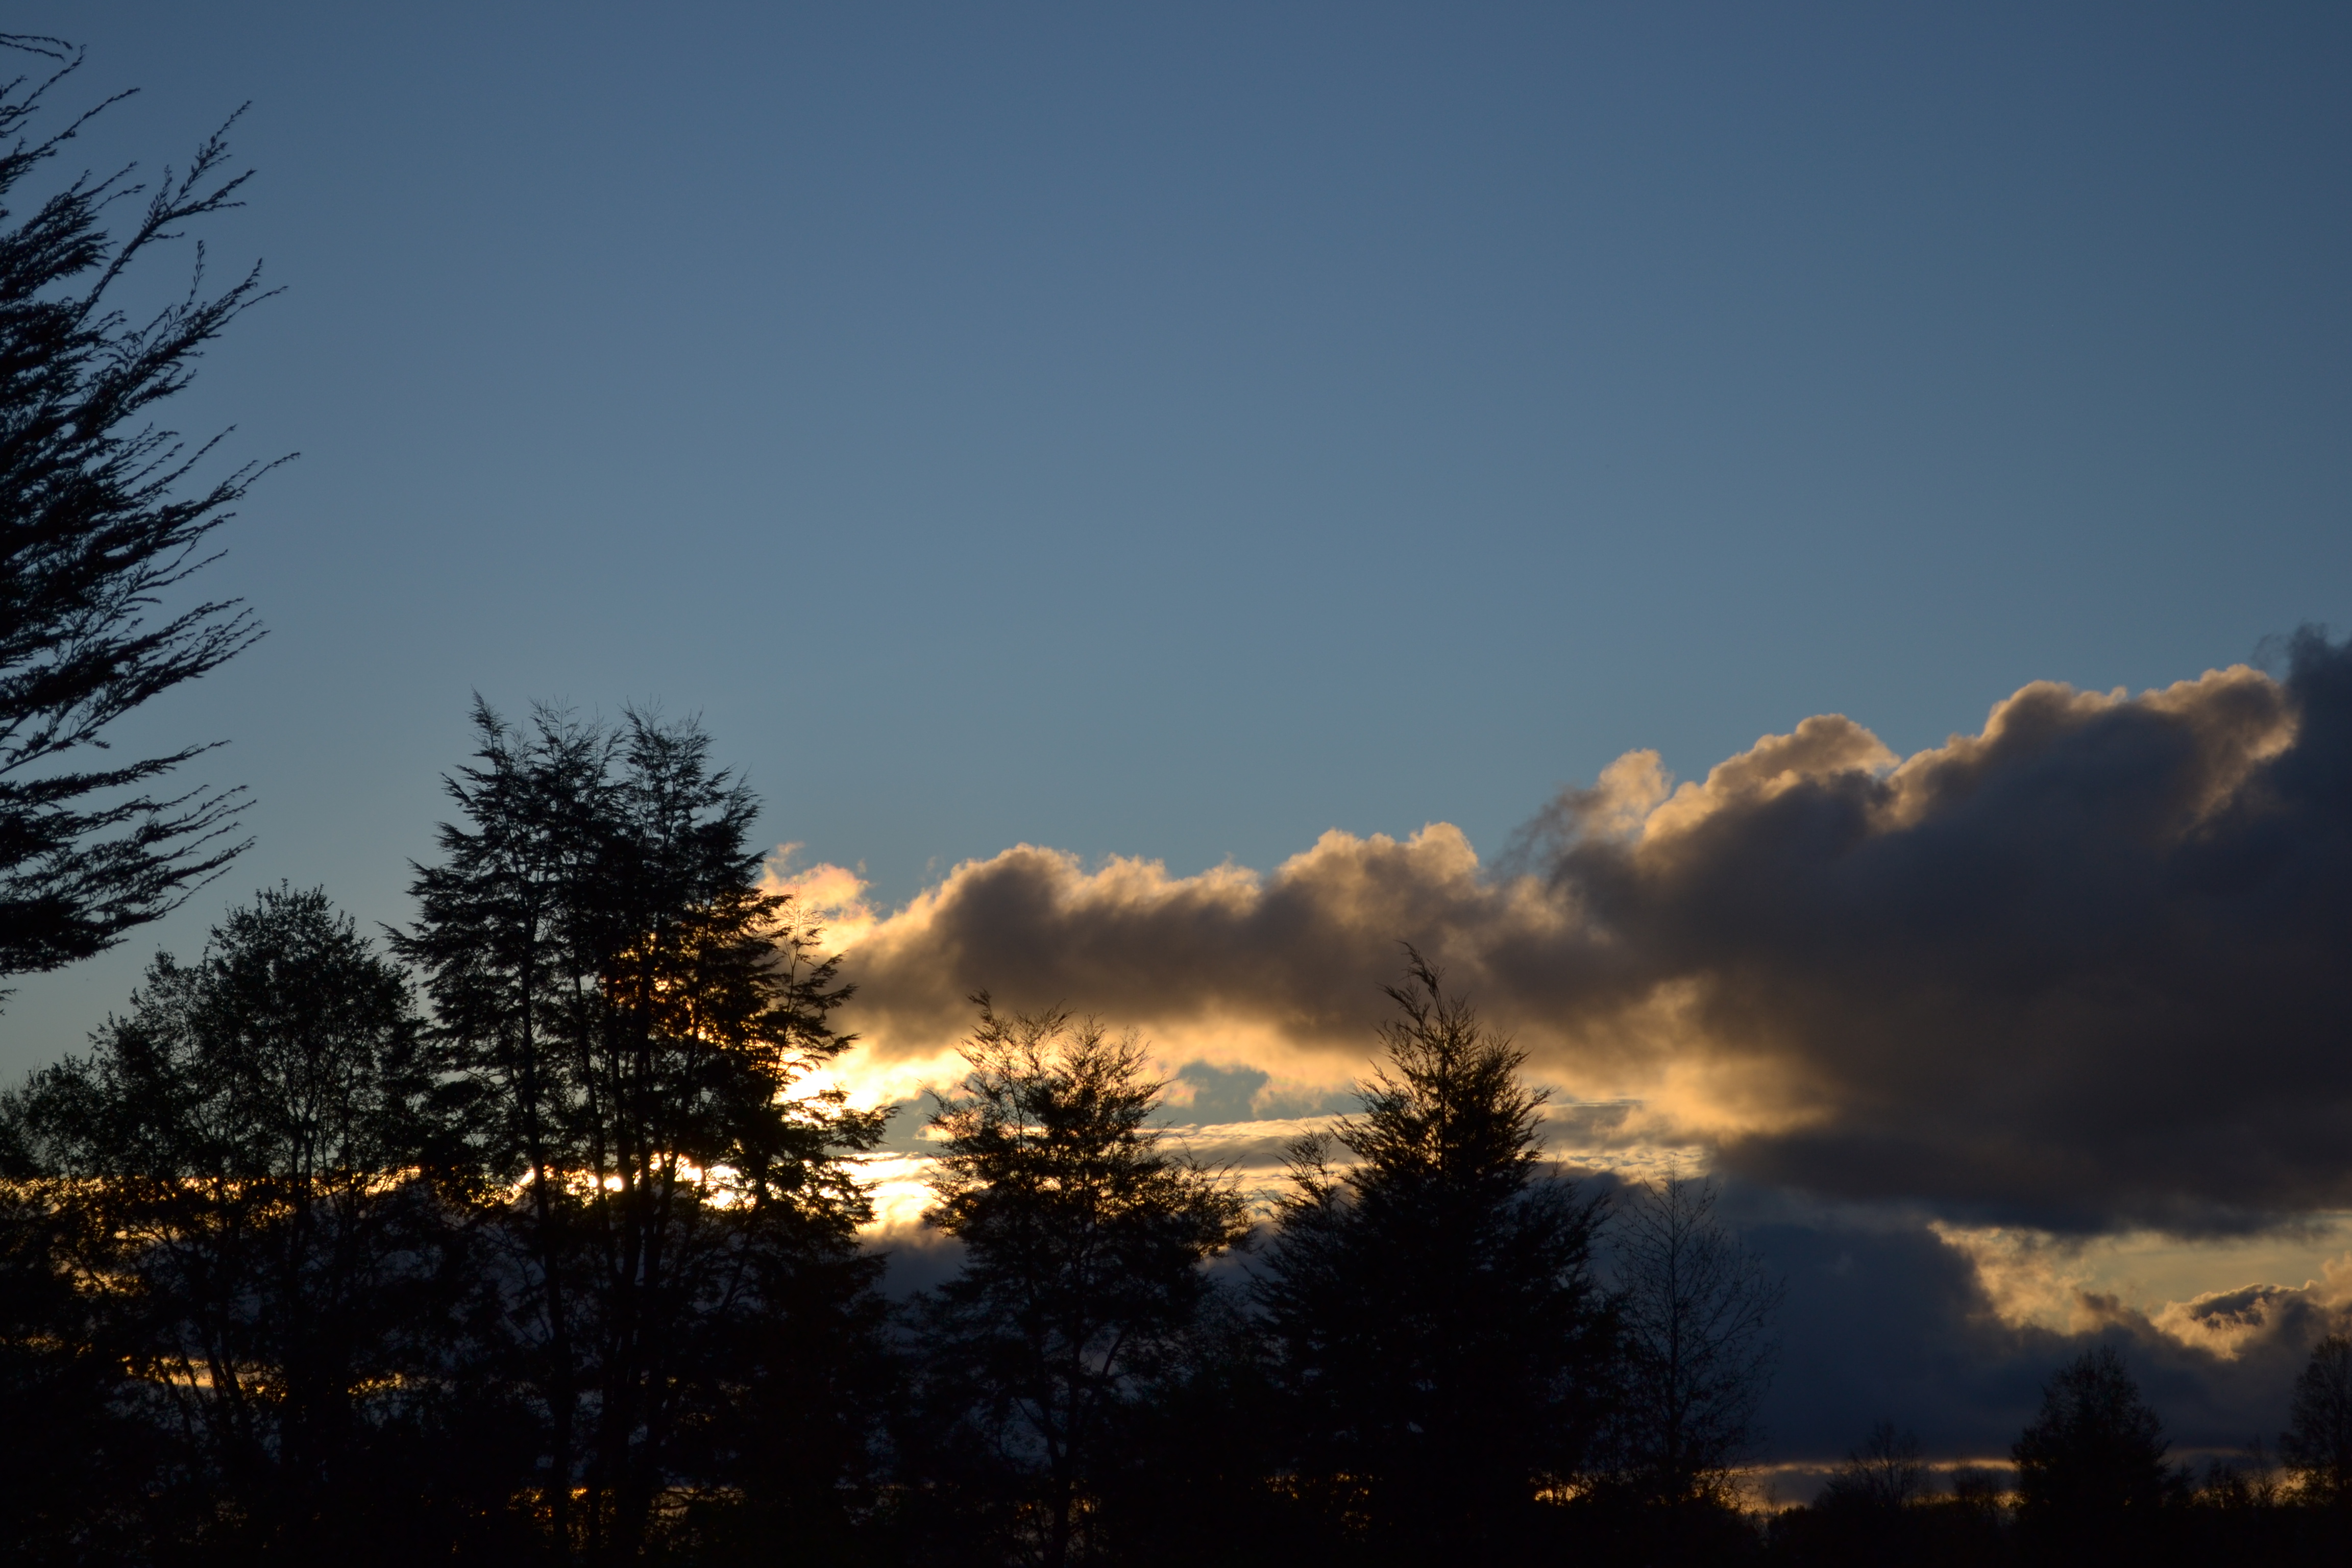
[912,998,1248,1568]
[1255,953,1614,1557]
[0,37,275,986]
[399,703,888,1563]
[1607,1169,1781,1507]
[2013,1343,2177,1562]
[4,886,524,1560]
[1818,1421,1930,1511]
[0,1127,164,1563]
[2283,1334,2352,1508]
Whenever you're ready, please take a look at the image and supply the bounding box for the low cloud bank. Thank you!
[1737,1185,2352,1469]
[788,632,2352,1234]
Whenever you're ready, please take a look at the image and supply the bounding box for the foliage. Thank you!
[1255,952,1615,1556]
[397,702,889,1562]
[2011,1345,2175,1519]
[910,998,1250,1568]
[0,36,274,984]
[4,886,530,1561]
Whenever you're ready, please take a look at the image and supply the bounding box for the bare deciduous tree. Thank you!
[1607,1168,1782,1504]
[1818,1421,1930,1511]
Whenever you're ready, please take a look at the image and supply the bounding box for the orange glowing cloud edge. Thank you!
[751,662,2352,1348]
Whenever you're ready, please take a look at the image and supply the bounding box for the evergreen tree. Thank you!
[1254,954,1614,1557]
[910,998,1249,1568]
[398,702,888,1563]
[0,37,275,985]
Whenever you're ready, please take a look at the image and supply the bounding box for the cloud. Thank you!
[782,631,2352,1234]
[1739,1190,2352,1469]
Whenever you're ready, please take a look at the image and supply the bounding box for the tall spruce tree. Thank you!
[0,37,275,985]
[397,703,888,1563]
[1254,954,1614,1557]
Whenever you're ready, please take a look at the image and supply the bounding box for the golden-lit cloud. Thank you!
[774,632,2352,1234]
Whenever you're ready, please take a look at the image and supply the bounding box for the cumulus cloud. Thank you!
[781,631,2352,1234]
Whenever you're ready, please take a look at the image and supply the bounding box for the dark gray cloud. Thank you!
[826,633,2352,1233]
[1554,632,2350,1232]
[1725,1183,2348,1474]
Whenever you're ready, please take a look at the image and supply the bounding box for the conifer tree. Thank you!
[1255,953,1614,1556]
[398,703,887,1562]
[0,37,275,985]
[912,998,1249,1568]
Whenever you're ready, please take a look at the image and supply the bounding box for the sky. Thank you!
[7,3,2352,1478]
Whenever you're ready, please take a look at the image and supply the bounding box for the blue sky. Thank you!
[10,0,2352,1471]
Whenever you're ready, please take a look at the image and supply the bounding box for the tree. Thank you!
[394,699,613,1551]
[4,886,525,1561]
[0,37,275,985]
[398,702,888,1563]
[911,998,1250,1568]
[1607,1168,1782,1506]
[2012,1345,2176,1530]
[1817,1421,1930,1511]
[0,1139,163,1565]
[2283,1334,2352,1508]
[1254,954,1615,1556]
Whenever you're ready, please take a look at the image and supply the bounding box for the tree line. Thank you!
[4,704,2352,1566]
[2,702,1778,1564]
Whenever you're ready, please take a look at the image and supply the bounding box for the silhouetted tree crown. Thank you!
[913,997,1250,1568]
[2,887,513,1560]
[2284,1334,2352,1508]
[0,37,276,985]
[1817,1422,1929,1512]
[2012,1345,2174,1518]
[1255,952,1614,1554]
[395,701,888,1562]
